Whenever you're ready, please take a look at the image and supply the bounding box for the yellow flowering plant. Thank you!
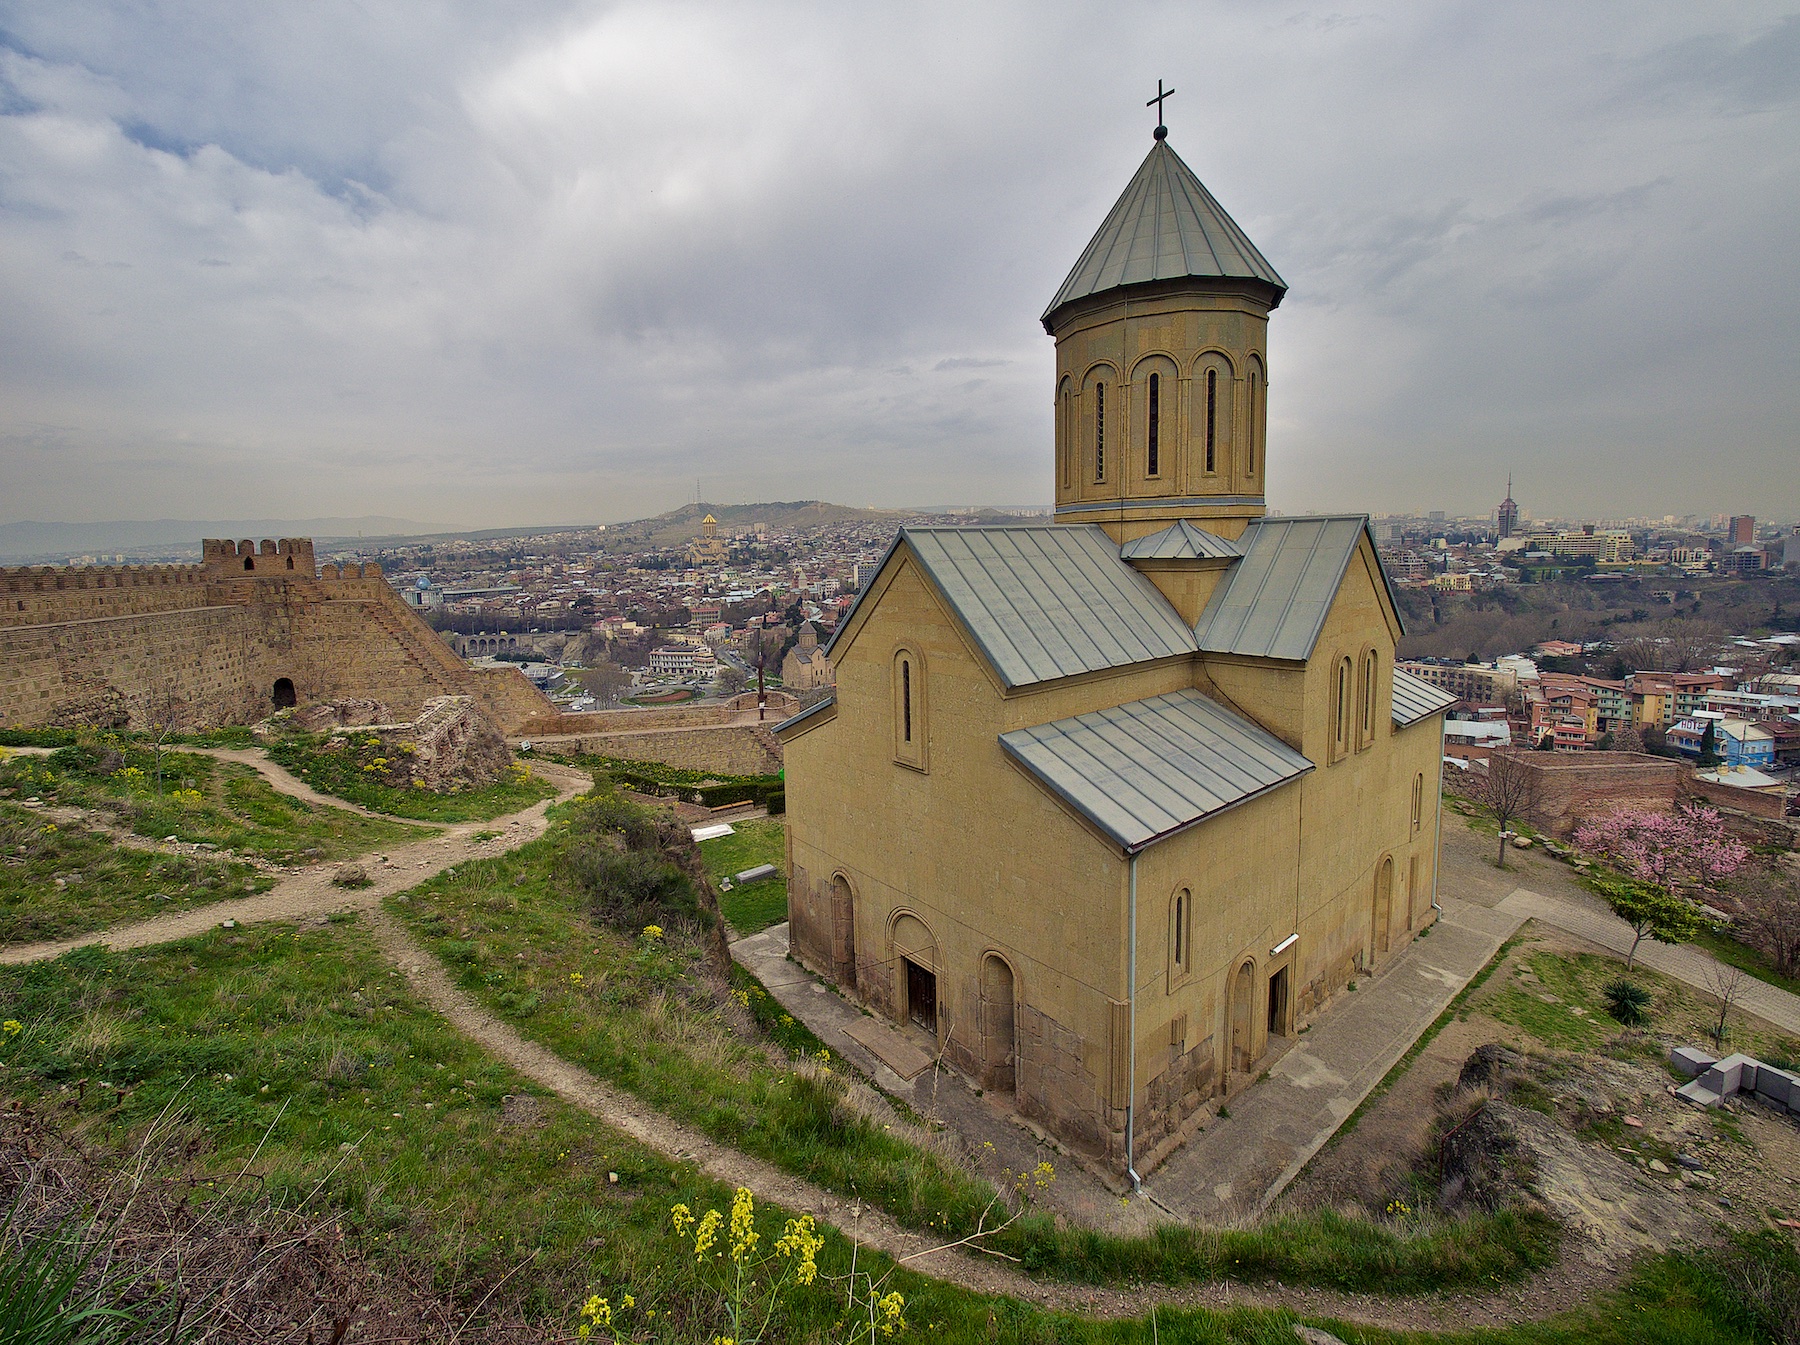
[581,1189,899,1344]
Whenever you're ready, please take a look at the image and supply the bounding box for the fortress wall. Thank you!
[546,725,782,776]
[0,605,281,728]
[0,565,210,629]
[0,543,555,734]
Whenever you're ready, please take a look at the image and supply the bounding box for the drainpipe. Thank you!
[1431,716,1445,918]
[1126,851,1143,1193]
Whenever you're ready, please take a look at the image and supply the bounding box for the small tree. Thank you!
[717,666,749,697]
[141,681,187,798]
[574,661,631,708]
[1697,719,1722,767]
[1706,961,1749,1049]
[1474,751,1545,870]
[1575,802,1749,967]
[1612,723,1645,755]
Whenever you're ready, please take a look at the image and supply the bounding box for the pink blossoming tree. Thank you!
[1574,803,1749,968]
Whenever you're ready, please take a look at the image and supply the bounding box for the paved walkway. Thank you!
[1148,897,1524,1221]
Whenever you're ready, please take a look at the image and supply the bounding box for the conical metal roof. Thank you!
[1043,138,1286,328]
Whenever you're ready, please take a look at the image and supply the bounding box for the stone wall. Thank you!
[548,725,782,776]
[0,541,553,734]
[1513,752,1687,836]
[1687,777,1790,821]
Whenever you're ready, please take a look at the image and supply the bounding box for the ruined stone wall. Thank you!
[0,542,553,734]
[1512,752,1687,836]
[551,726,781,775]
[1686,778,1789,821]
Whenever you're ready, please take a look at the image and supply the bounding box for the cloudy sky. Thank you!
[2,2,1796,530]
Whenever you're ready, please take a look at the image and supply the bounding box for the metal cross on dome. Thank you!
[1147,79,1174,139]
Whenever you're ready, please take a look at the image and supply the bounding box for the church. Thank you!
[777,122,1455,1178]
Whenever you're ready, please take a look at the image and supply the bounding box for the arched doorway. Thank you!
[1230,960,1256,1074]
[891,913,938,1039]
[829,874,857,989]
[1372,857,1394,959]
[980,954,1016,1093]
[272,678,297,709]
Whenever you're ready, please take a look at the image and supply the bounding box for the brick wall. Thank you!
[1512,751,1686,835]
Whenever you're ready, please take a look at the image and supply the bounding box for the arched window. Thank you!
[1094,382,1106,481]
[893,649,926,769]
[1170,888,1191,980]
[1411,772,1425,833]
[1333,656,1352,761]
[1146,372,1161,477]
[243,555,254,571]
[1358,649,1378,749]
[1058,380,1073,490]
[1204,368,1217,474]
[1247,365,1262,477]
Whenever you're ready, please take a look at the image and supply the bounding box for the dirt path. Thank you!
[188,745,396,819]
[0,760,591,966]
[0,766,1611,1330]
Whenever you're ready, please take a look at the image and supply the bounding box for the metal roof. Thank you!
[1043,139,1287,327]
[894,525,1200,689]
[1118,519,1245,562]
[1391,668,1458,727]
[1000,688,1314,853]
[1195,516,1398,662]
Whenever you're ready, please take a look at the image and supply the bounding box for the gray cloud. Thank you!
[0,1,1795,528]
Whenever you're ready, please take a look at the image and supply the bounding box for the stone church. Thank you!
[778,129,1455,1177]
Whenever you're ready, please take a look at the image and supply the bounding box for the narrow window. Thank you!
[1411,773,1424,832]
[1175,890,1186,967]
[1360,650,1377,745]
[1059,385,1072,489]
[1205,368,1217,473]
[1248,369,1261,476]
[902,659,912,743]
[1147,373,1160,477]
[1095,382,1106,480]
[1334,657,1352,759]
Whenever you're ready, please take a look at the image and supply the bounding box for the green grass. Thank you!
[387,792,1563,1295]
[0,833,1782,1342]
[0,743,433,863]
[1480,948,1800,1063]
[267,734,557,821]
[1688,923,1800,999]
[0,802,271,944]
[701,818,789,934]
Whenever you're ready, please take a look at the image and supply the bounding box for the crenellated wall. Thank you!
[0,539,553,733]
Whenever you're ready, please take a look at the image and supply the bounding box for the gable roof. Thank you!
[774,693,835,739]
[1000,688,1314,853]
[1392,668,1458,727]
[832,525,1199,691]
[1043,138,1287,329]
[1195,516,1400,662]
[1118,519,1246,561]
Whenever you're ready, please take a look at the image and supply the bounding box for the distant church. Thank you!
[778,122,1453,1177]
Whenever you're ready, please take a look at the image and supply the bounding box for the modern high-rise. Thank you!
[1496,478,1519,539]
[1730,515,1756,545]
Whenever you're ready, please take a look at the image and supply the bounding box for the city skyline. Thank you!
[3,3,1797,529]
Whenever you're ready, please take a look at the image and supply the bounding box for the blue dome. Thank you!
[415,576,431,589]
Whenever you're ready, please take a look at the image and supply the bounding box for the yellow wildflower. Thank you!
[570,972,584,985]
[877,1291,906,1335]
[671,1203,695,1238]
[692,1207,722,1261]
[729,1186,758,1263]
[642,924,664,940]
[1,1020,21,1037]
[621,1293,634,1309]
[775,1214,823,1286]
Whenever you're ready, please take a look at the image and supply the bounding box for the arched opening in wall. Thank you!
[1267,964,1290,1039]
[891,912,938,1039]
[1230,960,1256,1074]
[1372,856,1394,958]
[980,953,1017,1094]
[272,678,297,710]
[286,556,294,570]
[829,873,857,990]
[243,556,254,571]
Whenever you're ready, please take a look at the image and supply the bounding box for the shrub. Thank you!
[564,847,702,931]
[1602,978,1652,1026]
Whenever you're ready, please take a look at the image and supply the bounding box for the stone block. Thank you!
[1755,1067,1797,1108]
[1669,1046,1716,1079]
[1675,1079,1722,1109]
[1700,1054,1757,1097]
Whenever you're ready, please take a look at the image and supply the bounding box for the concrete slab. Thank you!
[1669,1046,1716,1079]
[844,1017,934,1081]
[1676,1079,1723,1109]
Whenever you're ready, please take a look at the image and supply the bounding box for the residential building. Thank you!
[1397,660,1519,706]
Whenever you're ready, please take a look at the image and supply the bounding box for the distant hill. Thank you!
[608,501,917,551]
[0,516,427,562]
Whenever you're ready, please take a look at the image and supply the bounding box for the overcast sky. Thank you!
[2,2,1796,530]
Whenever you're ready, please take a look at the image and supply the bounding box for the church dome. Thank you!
[1043,138,1286,333]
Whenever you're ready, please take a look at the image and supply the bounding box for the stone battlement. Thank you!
[0,537,549,734]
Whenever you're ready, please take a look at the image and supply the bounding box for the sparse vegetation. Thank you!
[268,734,555,821]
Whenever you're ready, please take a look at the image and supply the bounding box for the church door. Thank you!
[905,960,937,1036]
[1229,961,1256,1074]
[980,955,1016,1094]
[1372,857,1394,959]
